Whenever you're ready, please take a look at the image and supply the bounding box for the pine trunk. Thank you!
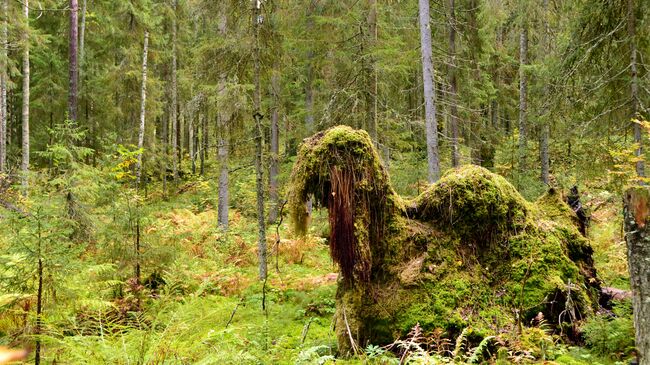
[418,0,440,182]
[449,0,460,167]
[171,0,179,181]
[135,31,149,190]
[269,69,280,223]
[21,0,29,194]
[624,187,650,365]
[518,26,528,173]
[628,0,643,177]
[69,0,79,123]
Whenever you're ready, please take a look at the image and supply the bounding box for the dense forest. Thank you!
[0,0,649,364]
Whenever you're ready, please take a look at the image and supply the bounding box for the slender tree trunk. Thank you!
[253,0,267,280]
[69,0,79,123]
[135,31,149,190]
[366,0,378,143]
[200,112,206,175]
[448,0,460,167]
[418,0,440,182]
[540,0,550,184]
[628,0,643,177]
[217,13,229,229]
[304,1,316,135]
[21,0,29,194]
[34,218,43,365]
[624,187,650,365]
[518,25,528,173]
[189,115,195,174]
[0,0,7,173]
[171,0,179,181]
[79,0,86,90]
[269,68,280,223]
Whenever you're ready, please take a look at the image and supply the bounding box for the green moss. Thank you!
[287,126,602,357]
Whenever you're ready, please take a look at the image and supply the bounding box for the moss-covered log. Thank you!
[288,126,601,355]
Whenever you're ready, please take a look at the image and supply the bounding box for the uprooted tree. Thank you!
[289,126,601,355]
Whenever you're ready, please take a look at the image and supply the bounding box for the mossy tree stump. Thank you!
[624,187,650,365]
[289,126,601,356]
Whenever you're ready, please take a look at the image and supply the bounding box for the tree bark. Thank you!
[135,31,149,190]
[217,12,229,229]
[69,0,79,123]
[253,0,267,280]
[448,0,460,168]
[79,0,86,90]
[199,113,206,175]
[21,0,29,194]
[624,186,650,365]
[269,68,280,223]
[304,1,316,135]
[365,0,378,143]
[171,0,179,181]
[518,25,528,173]
[540,0,550,184]
[189,114,195,174]
[0,0,7,173]
[628,0,643,177]
[418,0,440,182]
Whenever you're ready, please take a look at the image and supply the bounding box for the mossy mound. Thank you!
[288,126,601,356]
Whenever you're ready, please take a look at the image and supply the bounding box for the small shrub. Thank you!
[582,302,634,358]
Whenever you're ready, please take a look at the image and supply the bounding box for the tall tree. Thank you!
[217,12,229,230]
[69,0,79,123]
[269,67,280,223]
[628,0,643,177]
[448,0,460,167]
[540,0,550,184]
[518,19,528,173]
[21,0,29,194]
[0,0,6,173]
[418,0,440,182]
[171,0,179,181]
[135,31,149,190]
[365,0,378,143]
[253,0,267,280]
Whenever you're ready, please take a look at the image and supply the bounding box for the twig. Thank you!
[300,317,314,344]
[225,297,245,328]
[275,200,288,273]
[342,305,360,355]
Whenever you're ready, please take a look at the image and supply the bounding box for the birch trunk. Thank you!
[518,26,528,173]
[253,0,267,280]
[418,0,440,182]
[135,31,149,190]
[69,0,79,123]
[21,0,29,194]
[0,0,7,173]
[624,187,650,365]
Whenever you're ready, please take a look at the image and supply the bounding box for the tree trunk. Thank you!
[448,0,460,167]
[304,1,316,135]
[0,0,7,173]
[217,12,229,229]
[171,0,179,181]
[135,31,149,190]
[518,25,528,173]
[253,0,267,281]
[628,0,643,177]
[269,68,280,223]
[418,0,440,182]
[540,0,550,184]
[189,114,195,174]
[365,0,378,143]
[69,0,78,123]
[79,0,86,91]
[199,113,205,175]
[624,186,650,365]
[21,0,29,194]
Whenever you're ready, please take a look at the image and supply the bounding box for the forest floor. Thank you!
[0,167,633,364]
